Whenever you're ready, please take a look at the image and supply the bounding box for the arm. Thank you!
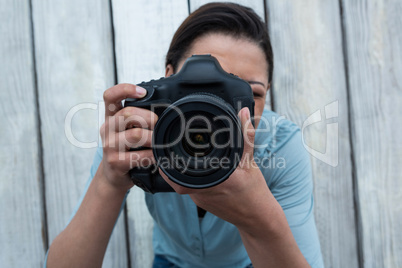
[236,181,310,268]
[46,166,127,268]
[46,84,156,268]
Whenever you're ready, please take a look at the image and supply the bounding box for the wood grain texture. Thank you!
[342,1,402,267]
[0,0,45,266]
[189,0,272,110]
[265,1,358,267]
[31,0,128,266]
[111,0,189,267]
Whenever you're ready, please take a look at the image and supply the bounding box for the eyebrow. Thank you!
[247,80,266,88]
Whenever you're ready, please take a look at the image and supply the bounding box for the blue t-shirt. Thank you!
[46,108,324,267]
[142,108,324,267]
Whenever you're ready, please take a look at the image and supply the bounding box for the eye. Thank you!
[253,91,263,98]
[247,81,266,99]
[251,87,266,99]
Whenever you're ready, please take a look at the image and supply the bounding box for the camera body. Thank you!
[124,55,254,193]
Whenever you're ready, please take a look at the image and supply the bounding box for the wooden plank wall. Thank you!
[0,1,45,267]
[0,0,401,267]
[342,1,402,267]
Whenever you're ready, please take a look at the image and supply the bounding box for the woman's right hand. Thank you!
[99,83,158,192]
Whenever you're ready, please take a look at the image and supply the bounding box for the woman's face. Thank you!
[166,33,270,129]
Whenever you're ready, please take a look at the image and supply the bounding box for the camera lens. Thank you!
[153,93,243,189]
[182,118,212,157]
[190,133,208,146]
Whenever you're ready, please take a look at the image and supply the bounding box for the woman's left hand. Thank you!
[159,107,274,229]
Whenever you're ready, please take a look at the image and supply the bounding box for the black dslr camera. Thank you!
[124,55,254,193]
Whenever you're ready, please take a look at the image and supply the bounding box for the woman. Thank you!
[47,3,323,267]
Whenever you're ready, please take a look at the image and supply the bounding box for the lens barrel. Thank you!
[152,93,243,189]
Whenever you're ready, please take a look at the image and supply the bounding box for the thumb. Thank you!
[238,107,255,163]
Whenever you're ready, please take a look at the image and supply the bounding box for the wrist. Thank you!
[95,164,131,198]
[232,177,287,238]
[237,199,288,239]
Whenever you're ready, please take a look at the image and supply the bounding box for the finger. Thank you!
[112,106,158,132]
[239,107,255,160]
[118,128,153,150]
[103,83,147,117]
[101,128,153,151]
[125,150,156,170]
[104,149,155,171]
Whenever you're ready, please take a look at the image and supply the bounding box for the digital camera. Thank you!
[124,55,254,193]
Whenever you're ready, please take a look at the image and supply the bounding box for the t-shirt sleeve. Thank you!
[67,146,104,223]
[255,116,324,268]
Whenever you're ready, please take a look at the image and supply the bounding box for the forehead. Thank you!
[179,33,269,86]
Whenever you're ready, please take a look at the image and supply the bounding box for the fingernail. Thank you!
[136,86,147,97]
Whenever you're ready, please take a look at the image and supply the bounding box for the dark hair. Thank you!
[166,2,273,83]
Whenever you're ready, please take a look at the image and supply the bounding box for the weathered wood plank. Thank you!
[190,0,272,110]
[31,0,127,266]
[0,0,45,266]
[111,0,189,267]
[265,1,358,267]
[341,1,402,267]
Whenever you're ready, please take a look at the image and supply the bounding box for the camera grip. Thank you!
[129,146,174,194]
[129,166,174,194]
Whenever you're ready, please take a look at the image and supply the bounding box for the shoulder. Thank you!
[254,108,301,154]
[254,108,312,191]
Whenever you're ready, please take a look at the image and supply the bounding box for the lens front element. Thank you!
[153,93,243,189]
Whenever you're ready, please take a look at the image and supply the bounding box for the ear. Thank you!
[165,64,174,77]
